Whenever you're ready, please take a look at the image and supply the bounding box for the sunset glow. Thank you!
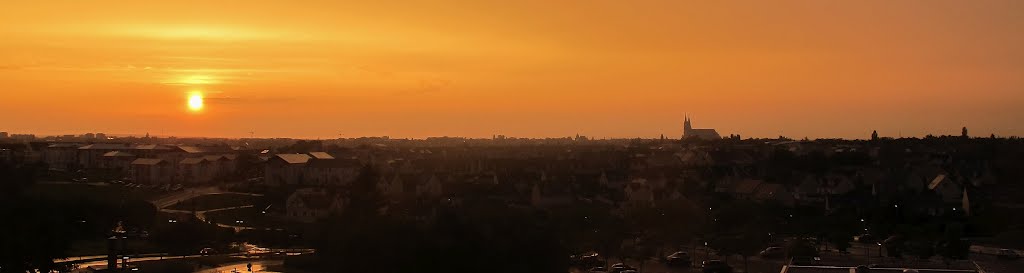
[1,1,1022,139]
[188,93,204,112]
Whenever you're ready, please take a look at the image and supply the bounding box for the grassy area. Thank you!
[167,193,258,211]
[205,207,292,229]
[24,183,163,202]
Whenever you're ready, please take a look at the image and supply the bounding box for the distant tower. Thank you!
[683,115,693,133]
[681,115,693,139]
[871,130,879,141]
[961,127,969,138]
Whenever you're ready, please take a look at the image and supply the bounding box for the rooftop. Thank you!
[131,158,165,165]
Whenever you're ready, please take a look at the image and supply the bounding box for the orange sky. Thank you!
[2,1,1022,139]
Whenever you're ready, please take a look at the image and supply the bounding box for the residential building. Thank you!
[284,189,345,223]
[265,154,312,185]
[131,158,172,184]
[100,151,136,172]
[43,143,81,171]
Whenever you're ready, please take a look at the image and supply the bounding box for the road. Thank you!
[194,260,284,273]
[149,186,224,209]
[162,205,258,231]
[69,254,206,270]
[971,254,1024,273]
[153,186,270,231]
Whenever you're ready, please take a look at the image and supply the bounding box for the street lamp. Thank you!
[877,242,883,257]
[704,241,709,262]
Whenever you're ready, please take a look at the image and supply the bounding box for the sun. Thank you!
[187,92,204,111]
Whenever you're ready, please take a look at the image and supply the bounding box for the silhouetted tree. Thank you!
[827,231,853,253]
[936,224,970,266]
[783,239,818,259]
[0,198,75,273]
[311,201,569,273]
[0,162,75,273]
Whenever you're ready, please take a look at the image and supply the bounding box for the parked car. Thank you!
[199,247,216,255]
[997,249,1020,260]
[570,252,603,268]
[588,266,608,273]
[702,260,732,273]
[789,256,823,266]
[610,263,635,273]
[759,246,784,258]
[664,251,691,267]
[620,270,637,273]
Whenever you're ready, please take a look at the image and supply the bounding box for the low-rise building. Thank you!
[266,154,312,186]
[43,143,81,171]
[100,151,136,172]
[131,158,172,184]
[284,189,345,223]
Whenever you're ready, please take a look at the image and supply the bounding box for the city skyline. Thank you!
[0,123,1005,141]
[3,1,1022,139]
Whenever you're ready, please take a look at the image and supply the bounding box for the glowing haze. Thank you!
[1,1,1022,139]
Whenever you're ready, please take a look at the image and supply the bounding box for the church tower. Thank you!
[683,115,693,134]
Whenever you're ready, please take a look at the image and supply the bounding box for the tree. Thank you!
[935,224,970,266]
[707,235,738,263]
[734,233,769,273]
[0,162,74,273]
[312,201,569,273]
[632,242,657,273]
[345,165,385,218]
[0,161,41,198]
[647,200,701,254]
[783,239,818,260]
[827,231,852,253]
[0,199,75,273]
[905,240,934,259]
[592,216,629,266]
[233,153,262,180]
